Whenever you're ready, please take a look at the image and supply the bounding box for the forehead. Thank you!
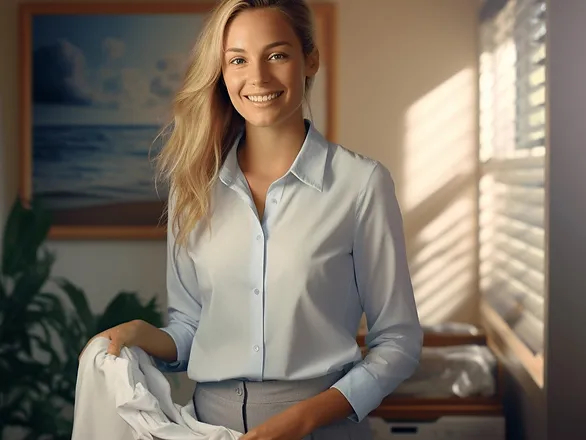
[224,8,299,50]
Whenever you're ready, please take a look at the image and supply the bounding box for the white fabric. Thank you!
[72,337,241,440]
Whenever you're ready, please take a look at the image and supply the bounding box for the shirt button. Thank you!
[271,199,277,204]
[256,234,262,241]
[235,388,243,396]
[254,289,260,295]
[253,345,260,352]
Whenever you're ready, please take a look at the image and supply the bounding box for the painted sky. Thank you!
[32,14,205,126]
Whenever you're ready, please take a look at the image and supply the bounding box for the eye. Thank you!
[269,53,288,61]
[230,57,246,65]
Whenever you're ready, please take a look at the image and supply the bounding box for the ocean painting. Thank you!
[21,3,333,238]
[30,11,205,229]
[33,124,164,225]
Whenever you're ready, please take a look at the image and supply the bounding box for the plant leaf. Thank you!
[0,276,5,301]
[0,352,48,393]
[0,253,54,344]
[96,292,162,333]
[27,398,70,438]
[2,198,52,277]
[1,198,29,275]
[32,292,87,361]
[54,278,95,336]
[10,252,54,307]
[5,389,30,412]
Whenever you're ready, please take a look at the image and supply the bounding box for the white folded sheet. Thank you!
[72,337,242,440]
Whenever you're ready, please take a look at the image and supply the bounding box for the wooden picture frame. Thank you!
[19,2,336,240]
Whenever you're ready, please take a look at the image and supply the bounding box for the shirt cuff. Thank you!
[152,327,189,373]
[330,363,386,423]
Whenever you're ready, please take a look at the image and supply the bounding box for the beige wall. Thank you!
[336,0,481,325]
[0,0,479,384]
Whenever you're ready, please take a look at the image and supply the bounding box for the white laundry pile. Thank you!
[72,337,242,440]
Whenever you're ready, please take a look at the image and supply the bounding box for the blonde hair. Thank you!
[155,0,317,247]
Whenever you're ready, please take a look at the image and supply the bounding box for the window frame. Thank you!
[477,0,547,389]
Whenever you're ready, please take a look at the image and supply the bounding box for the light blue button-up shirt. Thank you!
[157,121,423,422]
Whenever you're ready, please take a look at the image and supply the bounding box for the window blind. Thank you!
[478,0,546,356]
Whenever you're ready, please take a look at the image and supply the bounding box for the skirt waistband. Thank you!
[195,370,346,405]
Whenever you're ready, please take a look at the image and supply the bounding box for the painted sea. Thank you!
[33,124,168,225]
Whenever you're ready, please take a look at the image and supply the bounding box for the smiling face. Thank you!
[221,7,318,128]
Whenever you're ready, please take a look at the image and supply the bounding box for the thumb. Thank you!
[107,340,123,357]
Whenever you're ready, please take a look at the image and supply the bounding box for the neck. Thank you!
[239,116,307,178]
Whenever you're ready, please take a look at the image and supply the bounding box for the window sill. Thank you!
[480,299,544,389]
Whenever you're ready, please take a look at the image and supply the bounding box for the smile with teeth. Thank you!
[246,91,283,102]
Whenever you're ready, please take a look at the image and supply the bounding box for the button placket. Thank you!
[263,181,284,225]
[250,206,267,377]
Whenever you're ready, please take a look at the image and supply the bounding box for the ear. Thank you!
[305,48,320,78]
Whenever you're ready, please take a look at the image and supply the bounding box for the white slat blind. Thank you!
[479,0,546,356]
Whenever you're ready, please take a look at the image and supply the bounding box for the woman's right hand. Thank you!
[79,320,178,364]
[79,319,144,360]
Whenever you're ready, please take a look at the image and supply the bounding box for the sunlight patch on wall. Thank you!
[401,68,478,325]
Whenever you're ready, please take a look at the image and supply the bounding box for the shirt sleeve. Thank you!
[153,201,202,373]
[331,162,423,422]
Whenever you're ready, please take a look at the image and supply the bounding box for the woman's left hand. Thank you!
[239,404,311,440]
[238,388,353,440]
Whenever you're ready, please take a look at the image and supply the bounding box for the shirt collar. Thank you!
[219,120,329,192]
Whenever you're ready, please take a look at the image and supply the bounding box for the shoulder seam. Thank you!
[354,161,380,225]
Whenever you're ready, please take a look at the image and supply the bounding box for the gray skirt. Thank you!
[192,371,374,439]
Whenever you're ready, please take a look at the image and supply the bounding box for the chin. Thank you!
[243,112,286,128]
[242,108,304,130]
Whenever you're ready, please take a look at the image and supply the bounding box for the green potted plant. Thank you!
[0,199,163,439]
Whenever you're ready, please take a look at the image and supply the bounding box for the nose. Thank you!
[249,60,270,86]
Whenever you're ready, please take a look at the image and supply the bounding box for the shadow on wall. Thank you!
[401,68,478,325]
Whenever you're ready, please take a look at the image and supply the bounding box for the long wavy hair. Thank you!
[155,0,317,247]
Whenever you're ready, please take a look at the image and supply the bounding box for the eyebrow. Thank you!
[225,41,292,54]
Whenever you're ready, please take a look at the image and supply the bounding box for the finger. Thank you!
[107,341,123,357]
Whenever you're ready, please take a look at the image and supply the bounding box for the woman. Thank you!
[82,0,423,438]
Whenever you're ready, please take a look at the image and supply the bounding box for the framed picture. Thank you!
[19,2,336,240]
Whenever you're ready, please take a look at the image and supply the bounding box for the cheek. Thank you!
[283,64,306,95]
[222,73,242,101]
